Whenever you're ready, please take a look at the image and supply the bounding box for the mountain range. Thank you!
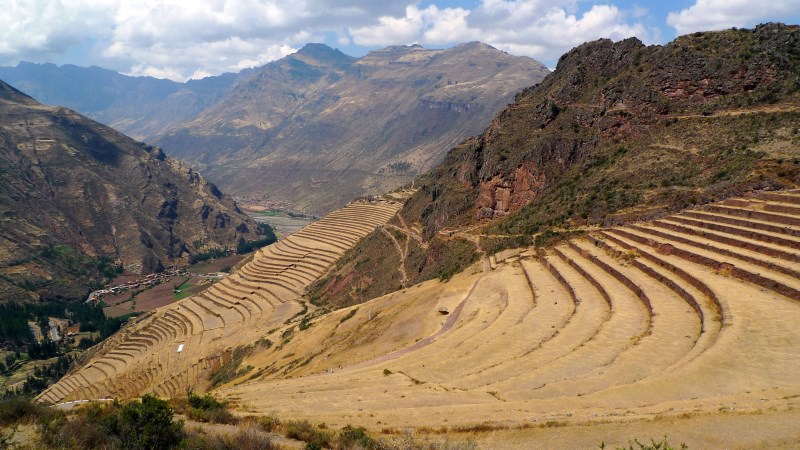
[1,43,549,214]
[153,42,549,213]
[0,62,247,141]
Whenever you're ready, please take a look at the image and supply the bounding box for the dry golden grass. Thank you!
[220,190,800,448]
[41,190,800,448]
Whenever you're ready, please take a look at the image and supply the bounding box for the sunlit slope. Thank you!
[220,191,800,429]
[36,199,402,404]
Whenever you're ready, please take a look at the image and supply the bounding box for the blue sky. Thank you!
[1,1,798,81]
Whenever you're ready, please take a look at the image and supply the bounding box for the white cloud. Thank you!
[0,0,669,81]
[667,0,800,35]
[350,1,656,62]
[350,6,427,46]
[0,0,417,81]
[0,1,116,60]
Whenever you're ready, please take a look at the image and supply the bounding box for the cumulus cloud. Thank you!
[0,1,116,61]
[667,0,800,35]
[0,0,416,81]
[350,1,656,62]
[0,0,662,81]
[103,0,416,79]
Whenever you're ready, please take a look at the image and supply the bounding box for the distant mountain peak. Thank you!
[295,43,355,65]
[455,41,496,50]
[364,43,430,59]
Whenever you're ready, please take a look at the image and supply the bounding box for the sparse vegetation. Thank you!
[600,436,687,450]
[208,345,255,387]
[38,395,183,450]
[340,308,358,323]
[182,392,236,424]
[236,223,278,254]
[189,248,230,265]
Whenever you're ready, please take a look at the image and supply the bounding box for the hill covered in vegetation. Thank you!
[312,23,800,307]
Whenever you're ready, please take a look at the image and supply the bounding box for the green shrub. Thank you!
[284,419,332,448]
[184,392,237,424]
[338,425,377,449]
[114,395,184,450]
[188,392,224,411]
[39,396,183,450]
[0,396,45,426]
[600,436,687,450]
[340,308,358,323]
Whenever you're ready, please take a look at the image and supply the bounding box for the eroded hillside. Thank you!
[154,42,549,214]
[312,24,800,308]
[0,81,260,303]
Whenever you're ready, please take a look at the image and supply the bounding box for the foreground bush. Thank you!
[284,419,333,448]
[39,395,183,450]
[185,392,236,424]
[600,436,688,450]
[0,396,47,426]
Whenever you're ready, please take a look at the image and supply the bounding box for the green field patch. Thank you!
[173,282,196,301]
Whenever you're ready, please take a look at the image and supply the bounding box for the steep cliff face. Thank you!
[0,81,260,303]
[154,42,549,214]
[311,23,800,307]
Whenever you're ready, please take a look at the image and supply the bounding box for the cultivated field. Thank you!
[219,190,800,447]
[36,199,402,404]
[38,191,800,447]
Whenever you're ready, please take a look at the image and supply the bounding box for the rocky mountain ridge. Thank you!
[0,80,260,303]
[153,42,549,214]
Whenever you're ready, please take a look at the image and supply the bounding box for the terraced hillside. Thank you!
[36,199,401,405]
[199,190,800,446]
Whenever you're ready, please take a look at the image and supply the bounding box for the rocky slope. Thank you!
[312,23,800,307]
[0,62,246,141]
[0,80,261,303]
[153,42,549,214]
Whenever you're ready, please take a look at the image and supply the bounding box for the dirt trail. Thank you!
[380,226,409,286]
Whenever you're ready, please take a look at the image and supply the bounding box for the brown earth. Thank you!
[215,190,800,448]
